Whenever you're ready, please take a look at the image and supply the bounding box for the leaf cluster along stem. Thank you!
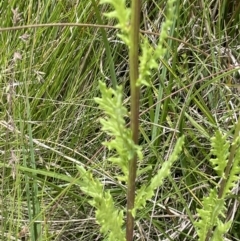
[126,0,141,241]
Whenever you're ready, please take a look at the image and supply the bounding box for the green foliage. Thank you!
[77,80,143,240]
[195,189,228,241]
[80,80,185,237]
[137,39,158,87]
[155,0,176,58]
[194,130,240,241]
[100,0,130,45]
[137,0,176,87]
[211,220,232,241]
[100,0,177,87]
[133,136,185,216]
[78,0,183,239]
[94,81,143,181]
[210,131,229,178]
[77,165,125,241]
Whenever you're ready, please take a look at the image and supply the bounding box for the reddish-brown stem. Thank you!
[126,1,141,241]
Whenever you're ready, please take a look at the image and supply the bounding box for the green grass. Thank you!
[0,0,240,240]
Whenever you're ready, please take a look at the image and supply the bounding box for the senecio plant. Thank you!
[77,0,183,241]
[76,0,240,241]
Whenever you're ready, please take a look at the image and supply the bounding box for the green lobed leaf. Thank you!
[100,0,130,45]
[210,130,230,177]
[194,189,226,241]
[94,81,143,182]
[77,165,104,198]
[133,136,185,215]
[211,220,232,241]
[77,165,125,240]
[137,39,158,87]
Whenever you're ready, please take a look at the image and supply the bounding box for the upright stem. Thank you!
[126,0,141,241]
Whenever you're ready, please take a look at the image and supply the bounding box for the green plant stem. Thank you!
[126,0,141,241]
